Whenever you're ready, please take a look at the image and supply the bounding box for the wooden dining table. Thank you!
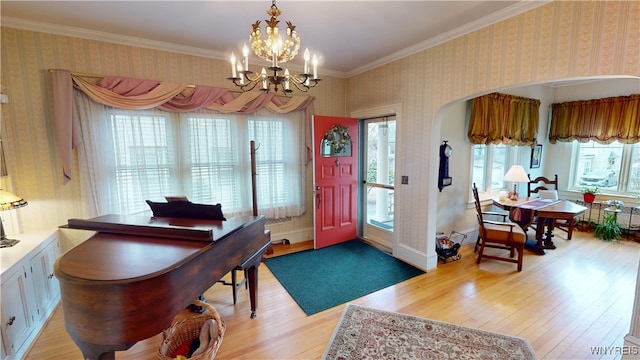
[492,197,587,255]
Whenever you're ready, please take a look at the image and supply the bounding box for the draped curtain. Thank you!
[548,94,640,144]
[51,69,314,184]
[467,92,540,146]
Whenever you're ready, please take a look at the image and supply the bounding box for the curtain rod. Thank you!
[47,68,316,99]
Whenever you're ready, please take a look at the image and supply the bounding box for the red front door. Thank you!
[313,115,358,249]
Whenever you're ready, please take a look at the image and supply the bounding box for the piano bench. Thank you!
[217,266,248,304]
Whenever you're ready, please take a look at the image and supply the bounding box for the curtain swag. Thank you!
[51,69,315,183]
[548,94,640,145]
[467,92,540,146]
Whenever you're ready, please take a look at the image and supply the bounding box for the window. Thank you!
[107,108,304,218]
[471,144,512,195]
[572,141,640,194]
[111,113,176,215]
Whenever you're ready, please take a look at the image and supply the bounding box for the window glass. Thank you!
[491,145,508,191]
[472,144,511,193]
[187,117,238,208]
[110,113,175,214]
[107,109,303,217]
[248,119,288,206]
[471,145,486,190]
[574,141,623,191]
[630,143,640,192]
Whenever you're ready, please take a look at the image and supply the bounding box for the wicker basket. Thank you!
[157,300,226,360]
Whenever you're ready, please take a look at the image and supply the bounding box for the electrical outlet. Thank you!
[401,175,409,184]
[0,94,8,104]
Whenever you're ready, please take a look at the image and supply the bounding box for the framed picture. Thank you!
[530,144,542,169]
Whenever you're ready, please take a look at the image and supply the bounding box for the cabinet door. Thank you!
[30,238,61,321]
[1,268,34,356]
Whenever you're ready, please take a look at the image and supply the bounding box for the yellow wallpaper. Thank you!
[1,1,639,269]
[0,29,345,236]
[347,1,639,265]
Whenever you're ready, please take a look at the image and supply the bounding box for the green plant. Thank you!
[594,214,622,241]
[581,186,600,195]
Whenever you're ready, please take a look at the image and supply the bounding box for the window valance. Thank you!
[548,94,640,145]
[467,92,540,146]
[51,69,314,183]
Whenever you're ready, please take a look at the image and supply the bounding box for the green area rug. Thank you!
[264,240,424,316]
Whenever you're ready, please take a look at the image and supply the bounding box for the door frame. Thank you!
[351,104,402,257]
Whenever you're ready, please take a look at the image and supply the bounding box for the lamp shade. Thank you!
[503,165,530,183]
[0,189,27,211]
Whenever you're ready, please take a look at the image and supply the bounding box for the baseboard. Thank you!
[268,226,313,244]
[623,334,640,359]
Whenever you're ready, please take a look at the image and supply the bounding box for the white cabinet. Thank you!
[29,240,61,322]
[0,265,35,356]
[0,230,60,360]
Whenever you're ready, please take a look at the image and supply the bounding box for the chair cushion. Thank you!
[483,222,526,244]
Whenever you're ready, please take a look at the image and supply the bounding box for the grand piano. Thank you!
[54,214,270,360]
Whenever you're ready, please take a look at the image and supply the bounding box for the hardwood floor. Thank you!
[25,231,639,359]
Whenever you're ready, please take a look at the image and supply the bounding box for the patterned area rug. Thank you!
[323,304,537,360]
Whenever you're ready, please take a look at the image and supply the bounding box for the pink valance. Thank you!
[51,69,314,183]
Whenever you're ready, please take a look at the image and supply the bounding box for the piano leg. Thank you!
[74,339,133,360]
[241,240,271,318]
[247,263,259,318]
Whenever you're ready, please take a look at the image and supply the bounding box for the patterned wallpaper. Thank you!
[0,29,345,239]
[346,1,639,267]
[1,1,638,268]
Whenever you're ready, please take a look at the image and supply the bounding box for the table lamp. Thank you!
[503,165,529,200]
[0,189,28,248]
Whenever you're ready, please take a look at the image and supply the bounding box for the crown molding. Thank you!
[2,17,345,78]
[2,1,548,80]
[1,17,229,60]
[345,1,550,77]
[0,17,346,79]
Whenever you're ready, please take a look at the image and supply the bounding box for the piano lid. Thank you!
[66,214,244,242]
[55,233,207,281]
[57,215,249,282]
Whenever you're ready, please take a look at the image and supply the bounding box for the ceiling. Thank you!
[0,1,548,77]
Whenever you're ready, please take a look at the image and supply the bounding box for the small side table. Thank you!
[604,207,622,222]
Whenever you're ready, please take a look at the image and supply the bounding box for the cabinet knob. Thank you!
[7,316,15,326]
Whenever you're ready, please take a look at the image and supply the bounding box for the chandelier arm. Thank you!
[290,81,310,93]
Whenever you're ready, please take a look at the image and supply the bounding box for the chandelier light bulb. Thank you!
[242,44,249,70]
[312,54,318,79]
[230,52,237,78]
[237,63,244,84]
[304,48,310,74]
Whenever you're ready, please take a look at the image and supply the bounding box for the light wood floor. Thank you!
[25,231,640,359]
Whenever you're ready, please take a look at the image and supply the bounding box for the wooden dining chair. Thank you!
[526,174,572,236]
[528,174,558,196]
[472,183,526,271]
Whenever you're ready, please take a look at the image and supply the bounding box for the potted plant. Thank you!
[581,186,600,203]
[594,213,622,241]
[603,199,624,210]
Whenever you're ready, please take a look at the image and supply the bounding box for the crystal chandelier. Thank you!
[228,0,321,95]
